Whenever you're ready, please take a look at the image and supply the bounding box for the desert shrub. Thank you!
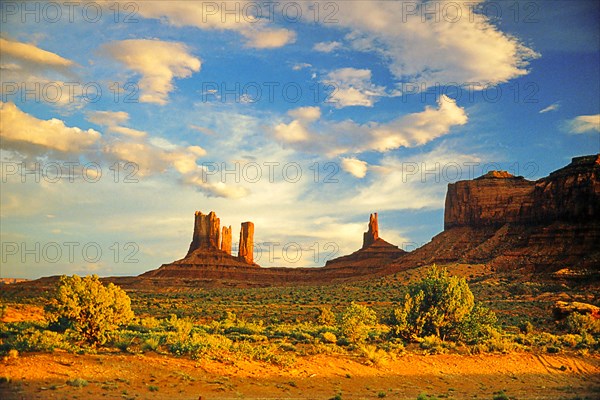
[480,330,521,353]
[456,303,498,343]
[0,299,6,319]
[339,302,377,344]
[419,335,445,354]
[14,328,71,352]
[142,335,162,352]
[565,313,600,335]
[492,391,510,400]
[359,344,389,365]
[67,378,88,387]
[166,314,194,342]
[45,275,134,345]
[390,266,497,342]
[519,320,535,334]
[321,331,337,343]
[139,317,160,330]
[318,307,337,326]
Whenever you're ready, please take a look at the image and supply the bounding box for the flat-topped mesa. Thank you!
[238,222,254,264]
[221,226,232,254]
[187,211,220,256]
[362,213,379,249]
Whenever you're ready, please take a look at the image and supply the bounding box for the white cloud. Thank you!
[272,95,467,156]
[539,102,560,113]
[327,1,538,87]
[341,157,368,178]
[566,114,600,134]
[244,28,296,48]
[87,110,147,138]
[314,41,343,53]
[350,148,483,212]
[325,67,388,108]
[288,106,321,122]
[133,1,296,49]
[0,38,73,72]
[292,63,312,71]
[0,101,100,154]
[0,39,84,108]
[100,39,201,105]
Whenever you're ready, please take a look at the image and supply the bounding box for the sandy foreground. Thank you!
[1,351,598,400]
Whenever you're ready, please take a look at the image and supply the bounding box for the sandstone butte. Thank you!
[140,154,600,285]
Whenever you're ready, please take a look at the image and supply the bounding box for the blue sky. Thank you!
[1,0,599,278]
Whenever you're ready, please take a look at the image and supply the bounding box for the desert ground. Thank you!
[2,264,599,400]
[1,351,599,400]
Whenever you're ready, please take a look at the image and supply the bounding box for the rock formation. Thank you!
[238,222,254,264]
[362,213,379,248]
[326,213,406,269]
[444,172,535,229]
[140,154,599,285]
[221,226,232,254]
[150,211,259,274]
[393,154,600,272]
[187,211,220,256]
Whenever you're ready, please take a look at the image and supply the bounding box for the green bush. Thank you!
[318,307,337,326]
[15,328,72,352]
[565,313,600,335]
[321,331,337,343]
[45,275,134,345]
[390,266,497,342]
[339,302,377,344]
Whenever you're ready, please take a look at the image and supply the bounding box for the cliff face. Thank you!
[396,154,600,272]
[445,155,600,229]
[444,173,535,229]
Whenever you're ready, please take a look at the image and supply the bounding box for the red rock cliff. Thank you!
[445,155,600,229]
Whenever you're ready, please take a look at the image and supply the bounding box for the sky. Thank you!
[1,0,599,279]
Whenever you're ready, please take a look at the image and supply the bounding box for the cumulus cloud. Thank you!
[133,1,296,48]
[325,67,388,108]
[272,95,467,156]
[0,101,100,154]
[327,1,538,88]
[539,102,560,113]
[341,157,368,178]
[566,114,600,134]
[314,41,343,53]
[0,103,250,198]
[100,39,201,104]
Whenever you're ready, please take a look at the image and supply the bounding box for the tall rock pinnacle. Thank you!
[238,221,254,264]
[187,211,220,256]
[362,213,379,249]
[221,225,232,254]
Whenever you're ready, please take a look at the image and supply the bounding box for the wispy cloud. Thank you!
[313,41,343,53]
[566,114,600,134]
[539,102,560,113]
